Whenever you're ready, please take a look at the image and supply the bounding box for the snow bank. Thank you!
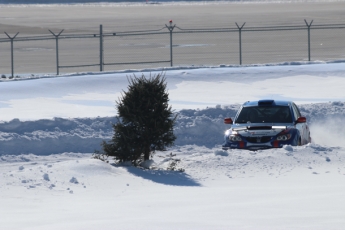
[1,102,344,155]
[0,117,117,155]
[2,143,343,193]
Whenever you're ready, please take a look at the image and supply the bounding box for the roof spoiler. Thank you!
[258,99,275,106]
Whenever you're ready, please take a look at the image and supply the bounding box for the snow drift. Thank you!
[1,102,344,155]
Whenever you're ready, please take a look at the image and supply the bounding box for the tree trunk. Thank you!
[143,145,150,161]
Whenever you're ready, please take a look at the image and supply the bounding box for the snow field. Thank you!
[1,144,345,229]
[1,62,345,229]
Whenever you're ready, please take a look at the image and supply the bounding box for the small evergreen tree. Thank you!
[99,73,176,164]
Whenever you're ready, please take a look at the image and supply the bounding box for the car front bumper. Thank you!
[222,139,293,150]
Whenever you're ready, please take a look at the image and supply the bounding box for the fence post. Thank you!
[165,20,175,67]
[235,23,246,65]
[49,30,64,75]
[4,32,19,78]
[100,24,104,72]
[304,19,313,62]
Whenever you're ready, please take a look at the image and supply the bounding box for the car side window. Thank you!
[294,104,302,117]
[292,103,301,120]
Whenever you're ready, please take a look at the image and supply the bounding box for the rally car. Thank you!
[222,100,311,150]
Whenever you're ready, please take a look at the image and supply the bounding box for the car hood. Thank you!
[228,123,293,137]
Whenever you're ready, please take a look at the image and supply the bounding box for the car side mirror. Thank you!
[296,117,306,123]
[224,117,233,124]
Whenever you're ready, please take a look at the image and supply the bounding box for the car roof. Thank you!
[242,100,292,107]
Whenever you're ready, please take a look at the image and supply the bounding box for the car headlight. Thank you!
[276,134,291,141]
[229,135,242,142]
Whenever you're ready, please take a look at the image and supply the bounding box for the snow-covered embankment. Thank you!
[1,102,345,155]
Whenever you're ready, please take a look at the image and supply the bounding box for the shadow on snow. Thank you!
[124,166,201,187]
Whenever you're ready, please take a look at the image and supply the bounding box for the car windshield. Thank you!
[235,106,292,124]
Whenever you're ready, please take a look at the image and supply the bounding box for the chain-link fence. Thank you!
[1,20,345,77]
